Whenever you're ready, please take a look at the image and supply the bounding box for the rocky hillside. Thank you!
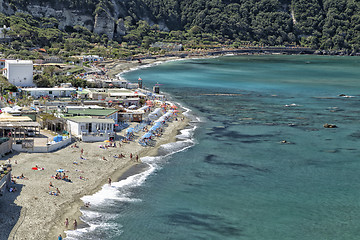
[0,0,360,51]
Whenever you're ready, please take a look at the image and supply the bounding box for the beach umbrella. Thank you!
[128,105,137,109]
[56,169,65,173]
[104,140,111,142]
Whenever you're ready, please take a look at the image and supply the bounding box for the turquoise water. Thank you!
[66,55,360,239]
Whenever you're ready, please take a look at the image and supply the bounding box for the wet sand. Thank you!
[2,116,188,240]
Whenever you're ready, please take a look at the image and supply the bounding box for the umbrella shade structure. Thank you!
[141,132,153,140]
[56,169,65,173]
[126,128,134,133]
[128,105,137,109]
[149,122,162,132]
[155,116,166,123]
[104,140,111,142]
[53,135,63,142]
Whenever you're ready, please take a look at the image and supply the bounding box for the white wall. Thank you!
[67,120,81,137]
[4,60,34,87]
[12,137,72,153]
[25,89,75,98]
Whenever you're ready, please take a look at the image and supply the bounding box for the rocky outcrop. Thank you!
[0,0,165,39]
[94,8,115,39]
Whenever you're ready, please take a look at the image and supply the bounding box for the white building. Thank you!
[22,87,76,98]
[83,55,103,62]
[3,60,34,87]
[67,117,115,142]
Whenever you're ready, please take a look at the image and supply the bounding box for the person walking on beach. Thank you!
[108,177,112,185]
[64,218,69,228]
[130,153,133,160]
[81,148,84,155]
[73,219,77,230]
[58,234,62,240]
[136,155,139,162]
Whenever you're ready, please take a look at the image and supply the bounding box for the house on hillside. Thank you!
[22,87,76,99]
[83,55,103,62]
[3,60,34,87]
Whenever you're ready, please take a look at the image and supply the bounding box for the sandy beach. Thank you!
[0,54,193,239]
[0,55,193,240]
[1,115,188,240]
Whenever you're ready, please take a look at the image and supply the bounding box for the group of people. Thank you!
[53,172,71,182]
[114,153,126,158]
[129,153,140,162]
[64,218,77,230]
[49,185,61,196]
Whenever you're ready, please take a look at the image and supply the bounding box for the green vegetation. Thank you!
[0,0,360,57]
[0,75,17,92]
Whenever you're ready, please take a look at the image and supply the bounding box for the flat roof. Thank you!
[6,60,33,64]
[67,117,115,124]
[67,109,118,116]
[0,113,32,122]
[23,87,76,91]
[0,122,40,127]
[66,106,105,109]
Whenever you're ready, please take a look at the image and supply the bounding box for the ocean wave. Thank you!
[65,112,199,240]
[65,221,123,240]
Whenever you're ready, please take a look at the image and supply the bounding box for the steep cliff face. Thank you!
[26,5,95,31]
[0,0,153,39]
[93,8,115,38]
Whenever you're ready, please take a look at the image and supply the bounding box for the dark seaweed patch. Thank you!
[204,154,270,172]
[166,211,242,237]
[349,131,360,138]
[207,128,273,141]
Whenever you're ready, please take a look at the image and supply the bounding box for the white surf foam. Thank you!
[65,113,199,239]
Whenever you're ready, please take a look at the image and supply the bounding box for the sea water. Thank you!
[66,55,360,239]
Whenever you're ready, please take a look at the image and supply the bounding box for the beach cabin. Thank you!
[0,113,40,139]
[66,117,115,142]
[118,110,145,123]
[3,60,34,87]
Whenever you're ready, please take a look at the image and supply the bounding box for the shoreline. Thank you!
[3,53,192,240]
[50,117,190,239]
[4,108,189,240]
